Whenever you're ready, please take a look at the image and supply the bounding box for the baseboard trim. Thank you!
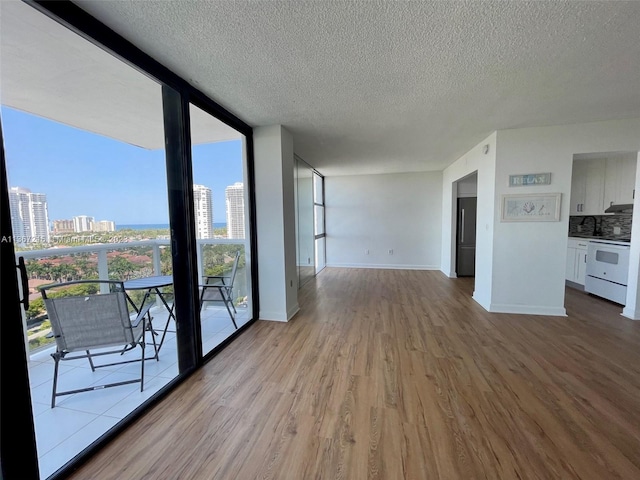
[287,305,300,320]
[488,303,567,317]
[259,311,289,322]
[326,263,440,270]
[472,293,491,311]
[621,307,640,320]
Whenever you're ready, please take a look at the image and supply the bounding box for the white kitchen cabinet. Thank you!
[604,155,637,208]
[570,162,586,215]
[570,159,605,215]
[566,238,589,285]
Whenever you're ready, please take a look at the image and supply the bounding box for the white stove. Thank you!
[584,239,630,305]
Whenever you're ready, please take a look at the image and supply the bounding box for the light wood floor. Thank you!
[67,268,640,479]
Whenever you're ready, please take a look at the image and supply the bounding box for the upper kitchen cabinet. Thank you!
[570,158,605,215]
[604,153,637,208]
[571,152,638,215]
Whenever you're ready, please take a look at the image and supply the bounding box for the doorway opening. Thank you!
[454,172,478,278]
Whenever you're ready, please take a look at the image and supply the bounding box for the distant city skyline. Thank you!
[11,180,239,239]
[2,105,245,225]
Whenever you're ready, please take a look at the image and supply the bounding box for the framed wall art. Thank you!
[501,193,561,222]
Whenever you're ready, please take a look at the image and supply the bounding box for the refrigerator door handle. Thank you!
[460,209,465,243]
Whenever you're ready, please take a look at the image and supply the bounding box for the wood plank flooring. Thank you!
[66,268,640,479]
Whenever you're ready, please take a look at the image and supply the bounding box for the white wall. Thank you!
[457,172,478,197]
[492,119,640,316]
[326,172,442,269]
[441,132,497,309]
[254,125,299,321]
[451,118,640,316]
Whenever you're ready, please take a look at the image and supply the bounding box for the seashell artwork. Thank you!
[501,193,561,222]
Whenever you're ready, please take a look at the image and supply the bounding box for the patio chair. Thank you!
[40,279,154,408]
[199,250,240,329]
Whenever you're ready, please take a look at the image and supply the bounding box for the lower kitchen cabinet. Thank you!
[566,238,589,285]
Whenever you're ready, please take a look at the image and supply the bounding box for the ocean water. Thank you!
[117,223,226,231]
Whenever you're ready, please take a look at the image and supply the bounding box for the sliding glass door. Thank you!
[1,3,185,476]
[189,103,253,356]
[1,2,256,478]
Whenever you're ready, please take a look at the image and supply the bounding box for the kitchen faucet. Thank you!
[580,216,602,236]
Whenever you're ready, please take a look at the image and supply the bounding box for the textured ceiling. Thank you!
[22,1,640,175]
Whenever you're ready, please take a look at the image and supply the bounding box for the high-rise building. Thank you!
[73,215,95,233]
[92,220,116,232]
[9,187,50,244]
[225,182,245,239]
[193,184,213,239]
[52,219,75,234]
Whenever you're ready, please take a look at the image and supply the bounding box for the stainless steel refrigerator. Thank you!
[456,197,477,277]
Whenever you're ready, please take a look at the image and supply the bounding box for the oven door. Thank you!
[586,242,630,286]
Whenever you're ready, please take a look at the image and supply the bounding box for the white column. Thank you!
[622,152,640,320]
[254,125,299,321]
[97,248,109,294]
[152,243,162,275]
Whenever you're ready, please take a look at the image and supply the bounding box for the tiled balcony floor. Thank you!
[29,304,250,479]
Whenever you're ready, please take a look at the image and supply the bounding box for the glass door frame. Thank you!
[313,170,326,274]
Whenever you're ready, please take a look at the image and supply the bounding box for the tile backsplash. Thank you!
[568,215,632,237]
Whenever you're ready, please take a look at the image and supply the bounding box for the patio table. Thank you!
[123,275,175,357]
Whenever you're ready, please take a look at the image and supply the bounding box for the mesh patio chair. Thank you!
[40,279,155,408]
[199,250,240,329]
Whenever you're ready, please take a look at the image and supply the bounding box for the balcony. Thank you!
[17,238,251,479]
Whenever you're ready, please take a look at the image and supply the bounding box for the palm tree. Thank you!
[109,255,138,280]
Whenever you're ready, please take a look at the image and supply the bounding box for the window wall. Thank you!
[295,155,325,286]
[313,171,326,274]
[0,2,256,479]
[2,3,183,476]
[295,156,315,286]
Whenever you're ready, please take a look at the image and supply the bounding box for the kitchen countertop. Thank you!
[569,234,631,246]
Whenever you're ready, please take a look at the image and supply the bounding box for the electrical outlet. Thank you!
[614,226,621,235]
[365,249,369,255]
[388,249,393,255]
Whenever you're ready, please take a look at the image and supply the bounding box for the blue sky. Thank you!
[2,106,244,225]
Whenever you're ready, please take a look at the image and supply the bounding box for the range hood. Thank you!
[604,203,634,214]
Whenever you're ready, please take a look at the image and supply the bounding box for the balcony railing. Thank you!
[16,237,249,356]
